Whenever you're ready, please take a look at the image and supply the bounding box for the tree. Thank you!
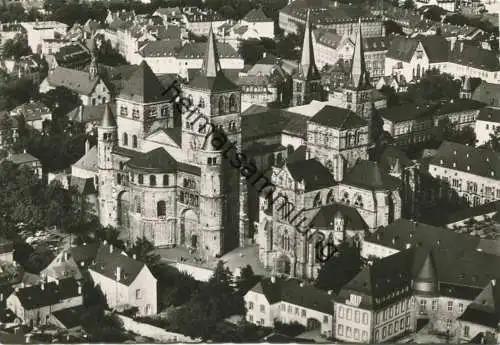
[435,117,477,146]
[379,85,399,106]
[128,237,162,272]
[485,126,500,151]
[404,70,461,103]
[2,35,31,60]
[276,33,300,60]
[238,39,266,65]
[236,264,257,294]
[402,0,415,9]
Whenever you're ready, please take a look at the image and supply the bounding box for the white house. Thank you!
[20,21,68,55]
[88,242,157,316]
[475,107,500,147]
[244,276,334,337]
[138,39,182,75]
[415,0,457,11]
[240,8,274,39]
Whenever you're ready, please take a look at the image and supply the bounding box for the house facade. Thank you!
[20,21,68,55]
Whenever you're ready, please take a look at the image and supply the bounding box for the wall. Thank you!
[116,314,201,343]
[475,119,498,147]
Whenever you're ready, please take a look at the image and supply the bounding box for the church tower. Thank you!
[460,75,472,99]
[181,24,246,257]
[290,9,323,106]
[97,104,118,227]
[343,19,374,119]
[89,38,98,80]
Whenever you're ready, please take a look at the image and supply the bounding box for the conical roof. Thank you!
[346,19,371,91]
[201,23,221,77]
[413,249,438,295]
[100,103,116,127]
[118,61,171,103]
[298,9,320,80]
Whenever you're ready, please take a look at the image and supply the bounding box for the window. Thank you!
[346,326,352,338]
[122,133,128,146]
[400,319,404,329]
[337,324,344,336]
[346,309,352,320]
[448,301,453,311]
[389,324,393,335]
[354,310,360,322]
[463,325,470,337]
[248,302,254,310]
[362,331,368,340]
[374,330,379,341]
[163,175,169,186]
[150,175,156,186]
[338,306,344,319]
[229,94,237,112]
[260,319,264,325]
[157,201,166,217]
[260,305,265,313]
[120,106,128,116]
[135,289,142,299]
[459,303,463,313]
[406,316,410,327]
[323,315,328,324]
[382,327,386,338]
[362,313,368,324]
[132,108,140,119]
[288,305,292,313]
[446,320,452,329]
[354,329,360,340]
[394,320,398,332]
[383,310,387,321]
[295,307,299,315]
[199,98,205,108]
[138,174,144,184]
[301,309,306,317]
[132,135,138,148]
[432,300,438,311]
[420,299,427,313]
[134,196,141,213]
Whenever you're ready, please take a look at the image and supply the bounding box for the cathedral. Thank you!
[94,25,246,258]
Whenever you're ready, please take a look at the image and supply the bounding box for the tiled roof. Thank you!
[380,102,438,123]
[15,277,80,310]
[314,29,342,49]
[126,147,177,173]
[46,67,101,96]
[242,108,308,140]
[309,105,368,129]
[337,249,414,310]
[477,107,500,123]
[67,103,115,124]
[52,305,87,329]
[236,75,273,86]
[458,280,500,328]
[285,159,335,192]
[70,176,96,195]
[472,81,500,108]
[243,8,272,22]
[177,42,240,59]
[429,141,500,180]
[307,203,368,230]
[89,243,148,286]
[139,39,182,57]
[11,101,50,122]
[118,61,171,103]
[449,43,500,72]
[250,276,334,314]
[385,36,420,62]
[8,153,39,165]
[68,242,100,265]
[342,160,401,191]
[164,25,181,39]
[185,9,225,22]
[73,146,97,172]
[434,99,485,115]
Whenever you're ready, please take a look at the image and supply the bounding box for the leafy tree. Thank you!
[39,86,81,129]
[403,70,461,103]
[379,85,399,106]
[238,39,266,65]
[236,264,257,294]
[435,117,477,146]
[2,35,31,60]
[402,0,415,9]
[276,33,300,60]
[485,126,500,151]
[128,237,161,272]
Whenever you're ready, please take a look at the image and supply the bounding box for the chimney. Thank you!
[270,276,276,283]
[460,42,464,53]
[21,282,24,288]
[0,293,3,301]
[299,282,305,287]
[116,266,121,282]
[109,244,113,253]
[41,283,45,291]
[327,290,333,295]
[85,139,90,153]
[63,251,68,261]
[493,279,496,287]
[78,104,83,122]
[103,240,107,245]
[77,283,82,295]
[132,254,137,260]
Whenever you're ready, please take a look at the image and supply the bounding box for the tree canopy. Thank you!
[2,35,31,60]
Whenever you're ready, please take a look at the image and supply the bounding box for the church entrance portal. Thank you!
[180,209,198,247]
[117,191,130,228]
[191,235,198,249]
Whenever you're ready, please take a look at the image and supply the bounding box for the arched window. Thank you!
[163,174,169,186]
[138,174,144,184]
[150,175,156,186]
[327,189,335,204]
[268,154,275,167]
[354,194,363,207]
[132,135,138,148]
[287,145,294,155]
[199,97,205,108]
[122,133,128,146]
[188,94,193,107]
[313,193,322,207]
[119,162,124,170]
[117,174,122,185]
[134,196,141,213]
[277,153,284,166]
[218,96,225,115]
[157,201,166,217]
[229,94,237,112]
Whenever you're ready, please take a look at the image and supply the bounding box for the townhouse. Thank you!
[88,242,157,316]
[472,81,500,108]
[236,75,279,106]
[6,277,83,328]
[138,39,183,75]
[20,21,68,55]
[361,218,500,336]
[428,141,500,206]
[183,8,227,36]
[244,276,334,337]
[10,101,52,131]
[386,36,500,84]
[5,151,42,177]
[240,8,274,39]
[334,249,415,343]
[279,0,385,38]
[153,7,183,25]
[475,107,500,146]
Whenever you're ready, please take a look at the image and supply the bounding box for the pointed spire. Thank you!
[100,103,116,127]
[201,23,222,78]
[413,249,438,295]
[348,19,370,90]
[298,9,320,80]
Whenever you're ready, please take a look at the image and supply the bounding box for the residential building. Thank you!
[475,107,500,146]
[472,81,500,107]
[244,276,334,336]
[6,151,42,178]
[153,7,183,25]
[6,277,83,328]
[183,9,227,36]
[138,39,183,75]
[46,42,91,70]
[376,75,408,93]
[20,21,68,55]
[67,103,116,134]
[415,0,457,11]
[88,242,157,315]
[0,238,14,263]
[2,55,42,83]
[334,249,415,343]
[39,56,111,106]
[290,9,323,107]
[236,75,279,106]
[10,101,52,131]
[240,8,274,39]
[279,0,384,38]
[428,141,500,206]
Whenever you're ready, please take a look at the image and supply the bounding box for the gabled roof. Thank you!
[472,81,500,108]
[242,108,308,140]
[118,61,170,103]
[337,249,414,310]
[458,280,500,328]
[14,277,80,310]
[67,103,116,124]
[126,147,177,173]
[449,43,500,72]
[285,159,335,192]
[176,41,240,59]
[46,67,101,96]
[89,243,150,286]
[477,107,500,123]
[250,277,333,314]
[429,141,500,181]
[309,105,367,129]
[243,8,272,22]
[139,39,182,57]
[380,102,439,123]
[342,160,401,191]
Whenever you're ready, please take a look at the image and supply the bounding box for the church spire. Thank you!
[348,19,370,90]
[298,9,320,80]
[201,23,222,77]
